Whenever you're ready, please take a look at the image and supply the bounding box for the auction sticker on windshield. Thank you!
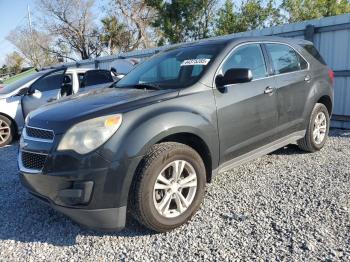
[180,59,210,66]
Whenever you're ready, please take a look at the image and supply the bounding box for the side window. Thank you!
[64,74,73,84]
[83,70,114,87]
[222,44,267,80]
[78,73,85,87]
[266,44,307,74]
[301,44,326,65]
[31,69,65,92]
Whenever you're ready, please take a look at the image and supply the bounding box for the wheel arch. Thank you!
[317,95,332,116]
[158,132,213,183]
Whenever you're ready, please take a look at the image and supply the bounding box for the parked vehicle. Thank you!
[19,36,333,232]
[110,58,139,81]
[0,67,114,147]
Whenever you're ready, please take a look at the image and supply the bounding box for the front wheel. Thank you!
[129,142,206,232]
[298,103,330,152]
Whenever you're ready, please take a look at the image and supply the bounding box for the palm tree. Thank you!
[101,16,131,54]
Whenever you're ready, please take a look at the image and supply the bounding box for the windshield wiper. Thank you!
[127,83,161,90]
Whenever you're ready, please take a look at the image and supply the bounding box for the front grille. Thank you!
[26,127,54,141]
[21,151,47,170]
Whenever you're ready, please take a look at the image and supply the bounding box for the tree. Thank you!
[5,52,24,74]
[239,0,282,30]
[148,0,218,44]
[215,0,283,36]
[100,16,132,54]
[215,0,239,36]
[6,26,58,68]
[38,0,104,60]
[108,0,159,50]
[282,0,350,22]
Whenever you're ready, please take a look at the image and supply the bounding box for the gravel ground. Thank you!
[0,129,349,261]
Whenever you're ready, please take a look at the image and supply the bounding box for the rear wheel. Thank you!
[0,115,14,147]
[130,142,206,232]
[298,103,330,152]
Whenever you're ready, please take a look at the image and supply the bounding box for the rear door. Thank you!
[22,69,66,117]
[264,43,310,136]
[214,43,278,164]
[80,70,114,91]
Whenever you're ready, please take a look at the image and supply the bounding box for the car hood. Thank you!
[28,87,179,134]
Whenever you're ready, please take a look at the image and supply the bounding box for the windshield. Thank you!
[116,43,226,89]
[0,71,46,95]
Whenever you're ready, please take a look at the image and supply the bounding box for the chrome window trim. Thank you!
[18,150,48,174]
[23,126,55,143]
[213,41,310,87]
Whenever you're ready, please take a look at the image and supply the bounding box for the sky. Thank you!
[0,0,36,65]
[0,0,279,66]
[0,0,107,65]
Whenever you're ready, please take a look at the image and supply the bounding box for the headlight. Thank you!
[57,114,122,154]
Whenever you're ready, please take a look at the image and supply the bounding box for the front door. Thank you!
[214,43,278,164]
[22,69,66,117]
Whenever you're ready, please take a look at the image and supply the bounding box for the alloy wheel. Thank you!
[153,160,198,218]
[313,111,327,144]
[0,119,10,144]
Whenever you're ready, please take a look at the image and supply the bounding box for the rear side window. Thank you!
[83,70,114,87]
[301,44,327,65]
[266,44,308,74]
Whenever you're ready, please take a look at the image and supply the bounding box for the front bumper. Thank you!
[19,166,127,231]
[18,129,142,231]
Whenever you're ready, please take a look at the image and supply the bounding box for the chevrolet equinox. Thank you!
[19,37,334,232]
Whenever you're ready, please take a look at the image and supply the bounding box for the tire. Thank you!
[297,103,330,152]
[0,115,14,147]
[129,142,206,232]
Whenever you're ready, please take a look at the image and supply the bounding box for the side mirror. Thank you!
[216,68,253,87]
[16,87,29,96]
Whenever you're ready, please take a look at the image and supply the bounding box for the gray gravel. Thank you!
[0,129,349,261]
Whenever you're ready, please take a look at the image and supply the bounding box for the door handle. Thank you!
[304,75,311,82]
[264,86,274,94]
[47,98,56,102]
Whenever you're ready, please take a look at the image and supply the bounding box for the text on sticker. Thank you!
[180,59,211,66]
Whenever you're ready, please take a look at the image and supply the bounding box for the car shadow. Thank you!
[0,143,154,247]
[0,195,155,246]
[269,128,349,156]
[268,144,304,156]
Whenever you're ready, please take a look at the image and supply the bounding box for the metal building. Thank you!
[62,14,350,128]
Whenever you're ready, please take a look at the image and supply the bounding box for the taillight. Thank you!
[328,69,335,85]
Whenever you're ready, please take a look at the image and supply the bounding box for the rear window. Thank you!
[301,44,326,65]
[266,43,306,74]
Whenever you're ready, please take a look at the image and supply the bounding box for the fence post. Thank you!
[304,24,315,42]
[94,59,99,69]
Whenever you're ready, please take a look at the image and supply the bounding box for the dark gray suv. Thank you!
[19,36,333,232]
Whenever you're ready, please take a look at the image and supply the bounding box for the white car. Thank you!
[0,67,115,146]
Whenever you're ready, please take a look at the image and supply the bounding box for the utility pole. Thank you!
[27,4,33,33]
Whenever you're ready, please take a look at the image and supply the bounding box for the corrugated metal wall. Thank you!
[61,14,350,128]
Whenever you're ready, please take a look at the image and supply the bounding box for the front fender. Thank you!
[100,109,219,165]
